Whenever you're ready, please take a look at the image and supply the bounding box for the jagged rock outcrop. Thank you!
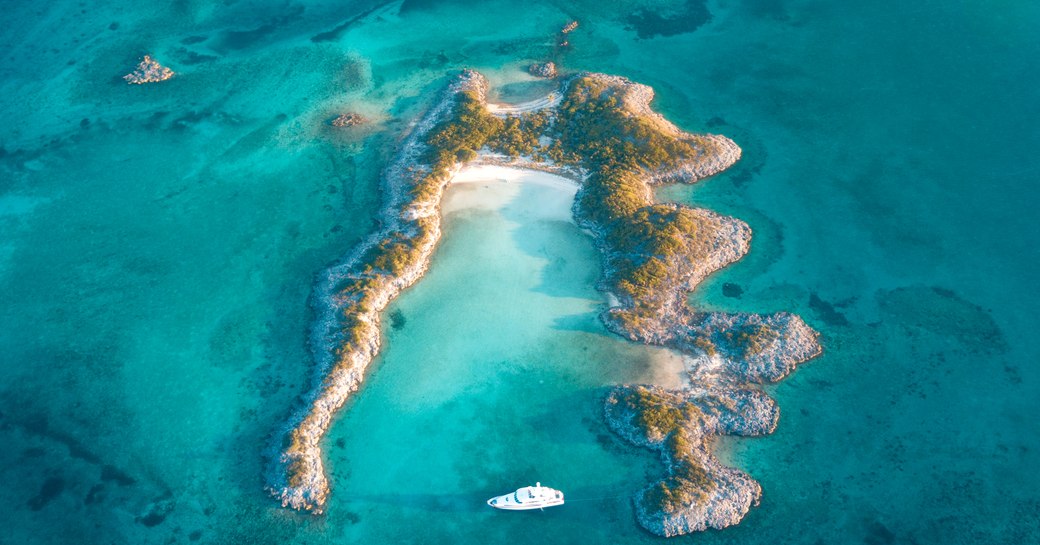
[330,112,366,127]
[558,20,579,47]
[529,61,558,78]
[123,55,174,84]
[678,311,823,383]
[605,385,777,535]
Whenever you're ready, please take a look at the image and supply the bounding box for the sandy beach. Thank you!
[485,92,562,116]
[443,164,579,221]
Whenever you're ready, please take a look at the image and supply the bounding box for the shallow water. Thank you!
[322,177,687,543]
[1,1,1037,543]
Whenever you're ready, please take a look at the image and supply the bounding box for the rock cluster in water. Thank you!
[559,20,579,47]
[268,69,821,536]
[528,61,558,78]
[123,55,174,84]
[330,112,366,127]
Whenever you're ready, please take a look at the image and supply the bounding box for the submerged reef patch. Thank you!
[625,0,713,39]
[267,69,820,535]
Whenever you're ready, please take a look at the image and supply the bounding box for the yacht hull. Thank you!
[486,483,565,510]
[486,496,565,510]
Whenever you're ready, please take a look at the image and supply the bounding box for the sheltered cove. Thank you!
[266,69,821,536]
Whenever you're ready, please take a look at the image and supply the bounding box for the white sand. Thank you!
[443,164,578,221]
[486,92,563,117]
[642,349,694,390]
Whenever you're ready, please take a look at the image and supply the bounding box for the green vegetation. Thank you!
[320,87,510,397]
[620,385,701,440]
[642,457,714,514]
[286,459,307,488]
[322,71,740,393]
[666,431,715,504]
[537,78,721,332]
[548,78,697,171]
[359,233,418,276]
[721,323,779,359]
[381,73,747,342]
[549,78,697,231]
[608,206,711,306]
[615,386,716,514]
[283,427,312,488]
[691,334,717,357]
[423,90,502,176]
[486,111,551,159]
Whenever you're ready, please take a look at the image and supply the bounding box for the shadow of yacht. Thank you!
[340,491,491,513]
[342,482,635,514]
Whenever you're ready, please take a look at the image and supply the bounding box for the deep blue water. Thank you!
[1,1,1037,543]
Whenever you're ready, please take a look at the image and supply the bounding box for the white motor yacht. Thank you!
[486,482,564,510]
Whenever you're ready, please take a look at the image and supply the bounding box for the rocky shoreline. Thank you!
[268,69,821,533]
[265,71,489,512]
[573,74,820,535]
[604,385,778,536]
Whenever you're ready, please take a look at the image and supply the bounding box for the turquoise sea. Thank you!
[1,1,1037,543]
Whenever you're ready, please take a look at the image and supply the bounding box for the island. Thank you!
[266,69,821,536]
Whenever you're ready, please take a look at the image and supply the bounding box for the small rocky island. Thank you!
[330,112,366,127]
[267,69,821,536]
[528,61,557,78]
[123,55,174,84]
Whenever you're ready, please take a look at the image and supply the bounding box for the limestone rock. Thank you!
[529,61,557,78]
[604,385,775,536]
[123,55,174,84]
[330,112,366,127]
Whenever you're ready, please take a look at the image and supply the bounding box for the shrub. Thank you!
[722,323,779,359]
[623,386,685,440]
[423,90,503,165]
